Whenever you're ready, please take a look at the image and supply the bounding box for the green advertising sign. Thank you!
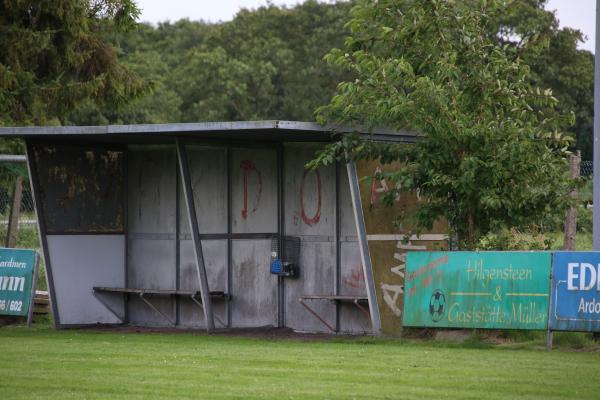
[404,252,551,330]
[0,248,39,318]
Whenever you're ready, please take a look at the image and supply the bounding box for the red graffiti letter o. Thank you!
[300,169,321,226]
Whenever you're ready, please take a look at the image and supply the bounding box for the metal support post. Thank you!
[346,161,381,334]
[593,0,600,250]
[176,139,215,332]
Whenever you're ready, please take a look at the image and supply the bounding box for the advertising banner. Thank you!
[549,252,600,332]
[0,248,39,318]
[404,251,551,330]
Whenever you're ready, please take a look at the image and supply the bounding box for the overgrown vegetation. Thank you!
[0,0,145,129]
[312,0,576,249]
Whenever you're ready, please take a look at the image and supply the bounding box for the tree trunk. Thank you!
[5,176,23,248]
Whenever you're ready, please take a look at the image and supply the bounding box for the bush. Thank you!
[476,228,553,250]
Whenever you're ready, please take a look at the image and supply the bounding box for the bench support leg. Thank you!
[353,299,372,331]
[139,293,176,326]
[190,295,227,328]
[93,291,125,322]
[298,297,336,333]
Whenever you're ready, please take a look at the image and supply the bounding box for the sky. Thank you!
[135,0,596,52]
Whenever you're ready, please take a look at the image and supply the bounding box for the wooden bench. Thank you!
[298,295,370,333]
[93,287,231,326]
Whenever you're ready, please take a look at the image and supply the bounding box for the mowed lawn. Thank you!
[0,326,599,399]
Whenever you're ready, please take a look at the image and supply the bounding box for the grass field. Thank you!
[1,229,598,399]
[0,323,599,399]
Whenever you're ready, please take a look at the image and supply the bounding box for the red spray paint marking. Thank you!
[370,166,386,206]
[240,160,262,220]
[300,169,321,226]
[343,267,365,289]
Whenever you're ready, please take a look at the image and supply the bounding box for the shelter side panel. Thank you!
[178,239,227,328]
[231,239,277,328]
[127,146,176,326]
[231,148,277,234]
[47,235,125,325]
[31,143,124,234]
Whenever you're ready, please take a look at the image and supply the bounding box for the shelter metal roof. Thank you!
[0,120,416,143]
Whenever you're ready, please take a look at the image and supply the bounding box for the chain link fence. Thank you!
[0,156,39,251]
[0,186,35,226]
[581,161,593,178]
[0,156,35,226]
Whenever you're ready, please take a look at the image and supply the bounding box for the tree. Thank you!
[489,0,594,160]
[313,0,573,247]
[67,0,353,125]
[171,46,278,121]
[0,0,146,127]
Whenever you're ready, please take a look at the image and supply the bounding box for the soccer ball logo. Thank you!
[429,290,446,322]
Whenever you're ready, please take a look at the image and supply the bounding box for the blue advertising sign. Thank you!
[550,252,600,332]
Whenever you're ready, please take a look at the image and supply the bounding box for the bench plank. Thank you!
[93,287,230,299]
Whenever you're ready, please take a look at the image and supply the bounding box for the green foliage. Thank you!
[0,0,146,127]
[314,0,573,248]
[489,0,594,160]
[67,1,353,125]
[476,228,553,250]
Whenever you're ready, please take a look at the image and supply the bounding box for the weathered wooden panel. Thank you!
[32,144,124,233]
[356,158,449,335]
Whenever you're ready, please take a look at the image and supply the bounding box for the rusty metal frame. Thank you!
[298,295,370,333]
[347,161,381,334]
[176,139,214,332]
